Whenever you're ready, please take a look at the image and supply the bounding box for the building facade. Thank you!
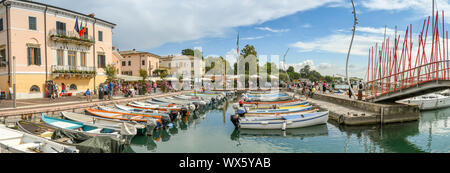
[0,0,115,99]
[111,47,122,75]
[119,49,160,77]
[160,55,205,79]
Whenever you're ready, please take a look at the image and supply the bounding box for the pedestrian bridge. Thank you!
[365,12,450,103]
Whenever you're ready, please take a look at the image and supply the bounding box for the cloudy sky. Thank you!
[33,0,450,78]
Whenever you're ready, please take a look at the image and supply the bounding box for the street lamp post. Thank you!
[13,56,16,108]
[346,0,357,99]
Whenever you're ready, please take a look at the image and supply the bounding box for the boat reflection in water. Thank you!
[231,124,329,140]
[125,109,204,152]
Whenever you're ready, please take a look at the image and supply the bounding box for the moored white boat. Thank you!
[397,93,450,110]
[238,111,329,130]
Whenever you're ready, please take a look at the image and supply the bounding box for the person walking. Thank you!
[108,81,113,100]
[153,83,157,93]
[103,83,108,100]
[54,83,59,99]
[85,88,92,102]
[61,83,66,95]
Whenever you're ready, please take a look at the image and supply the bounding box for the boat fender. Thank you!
[338,115,345,125]
[282,121,287,131]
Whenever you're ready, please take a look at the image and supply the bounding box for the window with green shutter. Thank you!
[98,31,103,41]
[29,16,37,30]
[0,18,3,31]
[27,47,41,66]
[98,54,105,68]
[0,49,6,67]
[56,21,66,35]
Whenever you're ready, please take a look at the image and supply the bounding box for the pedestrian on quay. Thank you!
[108,81,113,100]
[349,84,353,99]
[54,83,59,99]
[84,88,91,102]
[61,83,66,94]
[305,88,310,100]
[48,83,55,102]
[322,81,327,94]
[101,83,107,100]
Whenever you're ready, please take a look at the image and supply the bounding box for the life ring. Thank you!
[168,104,175,107]
[338,115,345,125]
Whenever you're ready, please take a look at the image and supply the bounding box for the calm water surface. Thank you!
[124,99,450,153]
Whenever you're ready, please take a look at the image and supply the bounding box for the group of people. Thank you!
[290,79,366,100]
[290,81,334,100]
[47,81,67,102]
[83,80,166,102]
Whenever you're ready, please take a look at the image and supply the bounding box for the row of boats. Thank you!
[0,91,234,153]
[231,92,329,130]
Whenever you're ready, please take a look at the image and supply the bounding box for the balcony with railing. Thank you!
[49,29,95,46]
[51,65,97,79]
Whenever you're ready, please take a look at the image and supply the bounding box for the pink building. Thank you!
[119,49,160,77]
[0,0,115,98]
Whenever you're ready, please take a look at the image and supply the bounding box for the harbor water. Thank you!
[124,98,450,153]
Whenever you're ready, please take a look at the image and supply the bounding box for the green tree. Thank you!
[308,70,322,82]
[240,44,257,58]
[299,65,311,78]
[287,66,295,73]
[323,75,334,83]
[104,64,117,82]
[139,69,148,82]
[181,49,194,56]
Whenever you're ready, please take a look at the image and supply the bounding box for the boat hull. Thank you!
[239,112,329,130]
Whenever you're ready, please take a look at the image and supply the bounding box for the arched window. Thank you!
[30,85,40,93]
[69,84,77,90]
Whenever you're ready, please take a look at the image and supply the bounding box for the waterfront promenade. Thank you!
[0,90,192,126]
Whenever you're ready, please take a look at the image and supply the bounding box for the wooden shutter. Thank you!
[101,55,105,68]
[36,48,41,65]
[27,47,32,65]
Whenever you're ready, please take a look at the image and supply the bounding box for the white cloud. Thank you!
[302,24,312,28]
[290,26,403,56]
[34,0,341,50]
[360,0,450,23]
[255,27,290,33]
[280,60,367,78]
[242,36,265,40]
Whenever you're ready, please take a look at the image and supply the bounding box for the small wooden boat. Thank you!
[98,106,174,119]
[61,112,144,136]
[244,101,309,109]
[242,99,303,105]
[246,106,314,114]
[16,121,126,153]
[40,114,134,143]
[0,126,79,153]
[243,108,318,117]
[237,111,329,130]
[247,104,309,111]
[85,108,165,123]
[128,101,187,112]
[115,104,172,115]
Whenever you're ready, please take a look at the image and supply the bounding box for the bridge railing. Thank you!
[365,60,450,100]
